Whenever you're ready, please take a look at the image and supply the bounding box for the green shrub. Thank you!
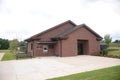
[101,49,108,56]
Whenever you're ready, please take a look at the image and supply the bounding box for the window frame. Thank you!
[43,45,48,53]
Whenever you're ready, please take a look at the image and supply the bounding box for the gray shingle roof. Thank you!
[52,24,102,39]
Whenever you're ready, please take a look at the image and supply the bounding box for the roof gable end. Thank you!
[52,24,102,40]
[25,20,76,41]
[81,24,103,39]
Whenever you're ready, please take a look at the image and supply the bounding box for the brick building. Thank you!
[25,20,102,57]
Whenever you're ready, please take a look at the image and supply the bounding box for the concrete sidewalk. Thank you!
[0,55,120,80]
[0,53,4,61]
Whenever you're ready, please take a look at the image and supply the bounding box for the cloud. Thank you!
[0,0,120,40]
[111,33,120,41]
[83,0,120,14]
[0,30,30,40]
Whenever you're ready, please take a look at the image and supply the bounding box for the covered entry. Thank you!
[77,40,88,55]
[35,41,56,56]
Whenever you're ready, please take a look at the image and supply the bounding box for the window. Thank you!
[43,45,48,53]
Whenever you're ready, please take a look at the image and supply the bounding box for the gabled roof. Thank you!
[52,24,102,40]
[25,20,102,41]
[25,20,76,41]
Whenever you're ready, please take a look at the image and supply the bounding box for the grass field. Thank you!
[0,50,10,53]
[48,66,120,80]
[107,47,120,58]
[0,50,16,61]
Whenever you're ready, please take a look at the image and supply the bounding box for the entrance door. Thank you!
[77,40,88,55]
[77,42,84,55]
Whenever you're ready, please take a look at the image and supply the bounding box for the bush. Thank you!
[101,49,108,56]
[16,53,32,59]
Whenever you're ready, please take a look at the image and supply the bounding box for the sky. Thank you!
[0,0,120,41]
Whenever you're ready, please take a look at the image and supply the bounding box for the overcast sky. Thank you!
[0,0,120,41]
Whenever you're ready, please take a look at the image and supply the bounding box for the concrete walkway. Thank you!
[0,53,4,61]
[0,55,120,80]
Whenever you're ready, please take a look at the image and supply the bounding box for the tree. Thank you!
[113,40,120,43]
[19,41,27,46]
[113,40,120,47]
[0,38,9,49]
[104,34,112,47]
[9,39,19,54]
[18,41,27,52]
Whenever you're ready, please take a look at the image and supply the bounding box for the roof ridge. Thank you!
[52,24,102,39]
[53,26,76,38]
[25,20,76,41]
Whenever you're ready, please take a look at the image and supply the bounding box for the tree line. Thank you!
[0,38,9,49]
[0,38,26,50]
[102,34,120,47]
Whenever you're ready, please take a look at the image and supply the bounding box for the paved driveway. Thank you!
[0,55,120,80]
[0,53,4,60]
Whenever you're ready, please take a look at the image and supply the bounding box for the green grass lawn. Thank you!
[107,47,120,58]
[108,47,120,56]
[0,50,10,53]
[48,66,120,80]
[0,50,16,61]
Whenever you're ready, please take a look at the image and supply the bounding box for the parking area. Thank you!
[0,55,120,80]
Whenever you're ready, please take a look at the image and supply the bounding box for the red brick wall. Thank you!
[27,40,55,56]
[61,27,100,56]
[33,41,55,56]
[54,41,61,56]
[27,41,34,56]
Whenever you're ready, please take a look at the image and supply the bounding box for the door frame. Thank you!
[77,40,88,55]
